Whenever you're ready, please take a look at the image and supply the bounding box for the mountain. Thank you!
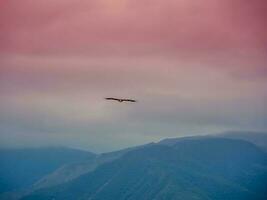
[158,135,208,146]
[0,143,155,200]
[0,147,96,194]
[216,131,267,151]
[22,138,267,200]
[159,131,267,152]
[32,143,155,190]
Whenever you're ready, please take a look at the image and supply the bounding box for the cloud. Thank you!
[0,54,266,151]
[0,0,266,151]
[0,0,266,54]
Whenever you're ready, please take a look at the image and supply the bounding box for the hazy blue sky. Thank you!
[0,0,266,152]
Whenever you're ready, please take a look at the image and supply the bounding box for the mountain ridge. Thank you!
[21,138,267,200]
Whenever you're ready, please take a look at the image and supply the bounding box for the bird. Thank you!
[105,97,137,103]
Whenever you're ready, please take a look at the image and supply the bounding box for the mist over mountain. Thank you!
[1,133,267,200]
[0,147,95,194]
[20,137,267,200]
[31,143,155,191]
[160,131,267,151]
[216,131,267,151]
[1,0,266,199]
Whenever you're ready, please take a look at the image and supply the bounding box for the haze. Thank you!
[0,0,266,152]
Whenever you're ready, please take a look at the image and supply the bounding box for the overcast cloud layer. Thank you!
[0,0,266,152]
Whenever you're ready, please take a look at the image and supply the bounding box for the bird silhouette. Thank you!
[105,97,137,103]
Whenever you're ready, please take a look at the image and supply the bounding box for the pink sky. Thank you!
[1,0,266,54]
[0,0,266,151]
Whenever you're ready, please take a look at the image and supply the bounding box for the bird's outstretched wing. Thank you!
[122,99,137,102]
[105,97,120,101]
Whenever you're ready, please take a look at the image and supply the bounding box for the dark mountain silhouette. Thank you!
[0,147,95,194]
[32,142,155,190]
[159,131,267,152]
[0,143,154,200]
[21,138,267,200]
[216,131,267,151]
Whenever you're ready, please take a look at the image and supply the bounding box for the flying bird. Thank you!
[105,97,137,103]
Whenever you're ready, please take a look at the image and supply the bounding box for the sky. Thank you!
[0,0,267,152]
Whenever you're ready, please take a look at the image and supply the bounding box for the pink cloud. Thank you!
[0,0,266,54]
[0,1,267,149]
